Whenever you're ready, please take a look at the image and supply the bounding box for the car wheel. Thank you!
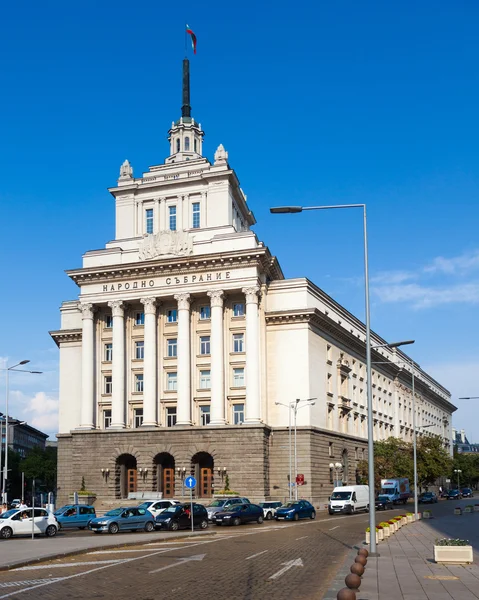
[366,505,370,512]
[257,515,264,524]
[45,525,57,538]
[0,527,13,540]
[78,526,86,530]
[310,511,316,520]
[108,523,119,534]
[233,517,241,526]
[169,521,179,531]
[328,510,334,515]
[145,522,154,532]
[293,513,299,521]
[266,511,273,520]
[199,519,208,529]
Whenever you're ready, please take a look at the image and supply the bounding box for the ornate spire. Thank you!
[181,58,191,118]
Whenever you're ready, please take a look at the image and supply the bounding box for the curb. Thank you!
[322,540,366,600]
[0,530,216,572]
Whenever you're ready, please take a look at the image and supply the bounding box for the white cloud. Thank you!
[370,271,417,285]
[24,392,59,435]
[373,282,479,308]
[424,250,479,276]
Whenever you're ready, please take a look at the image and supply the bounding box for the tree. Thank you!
[416,436,452,487]
[21,446,57,492]
[450,451,479,489]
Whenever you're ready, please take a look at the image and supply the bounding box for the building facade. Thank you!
[51,60,456,506]
[1,418,48,458]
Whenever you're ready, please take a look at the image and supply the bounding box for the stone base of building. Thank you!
[57,426,367,508]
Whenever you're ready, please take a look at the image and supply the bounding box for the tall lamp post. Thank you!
[271,203,377,550]
[454,469,462,490]
[275,398,316,500]
[329,462,343,487]
[1,361,43,503]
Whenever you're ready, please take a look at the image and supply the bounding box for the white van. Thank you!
[328,485,370,515]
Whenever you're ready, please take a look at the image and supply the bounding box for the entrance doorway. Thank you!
[116,454,137,499]
[153,453,175,498]
[191,452,214,498]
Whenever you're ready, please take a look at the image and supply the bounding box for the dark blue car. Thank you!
[214,503,264,526]
[275,500,316,521]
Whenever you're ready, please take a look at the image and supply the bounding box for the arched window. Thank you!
[194,139,197,152]
[185,137,190,151]
[176,138,180,153]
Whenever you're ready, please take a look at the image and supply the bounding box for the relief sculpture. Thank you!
[138,230,193,260]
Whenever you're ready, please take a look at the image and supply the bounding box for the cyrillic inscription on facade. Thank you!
[102,271,232,293]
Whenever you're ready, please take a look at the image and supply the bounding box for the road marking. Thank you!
[295,536,308,540]
[329,526,340,531]
[88,548,182,554]
[149,553,206,574]
[269,558,304,580]
[0,580,63,589]
[245,550,269,560]
[17,560,125,570]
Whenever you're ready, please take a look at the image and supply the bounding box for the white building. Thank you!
[51,59,455,506]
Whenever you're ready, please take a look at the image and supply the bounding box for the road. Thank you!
[0,501,457,600]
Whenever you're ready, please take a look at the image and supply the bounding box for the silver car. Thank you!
[206,498,251,522]
[89,507,155,534]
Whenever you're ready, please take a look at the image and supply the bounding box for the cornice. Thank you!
[49,329,82,347]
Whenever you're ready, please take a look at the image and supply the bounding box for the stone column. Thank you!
[243,286,261,423]
[160,197,166,231]
[141,297,158,427]
[108,300,126,428]
[174,293,191,425]
[79,303,96,429]
[207,290,225,425]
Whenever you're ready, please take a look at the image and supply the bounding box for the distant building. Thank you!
[452,428,479,454]
[0,418,48,458]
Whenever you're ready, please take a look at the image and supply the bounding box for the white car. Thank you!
[138,500,181,517]
[259,502,283,520]
[0,507,58,539]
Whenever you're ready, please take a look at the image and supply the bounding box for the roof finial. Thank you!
[181,58,191,118]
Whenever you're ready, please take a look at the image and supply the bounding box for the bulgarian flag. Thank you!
[186,24,197,54]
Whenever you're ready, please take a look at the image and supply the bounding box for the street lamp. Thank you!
[454,469,462,489]
[329,462,343,487]
[271,203,378,550]
[1,361,43,503]
[275,398,316,500]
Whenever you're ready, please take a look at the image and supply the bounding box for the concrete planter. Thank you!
[378,528,384,541]
[423,510,432,519]
[474,504,479,512]
[70,494,96,505]
[407,515,413,523]
[365,530,378,545]
[434,545,473,564]
[464,506,473,513]
[383,526,390,538]
[401,517,407,526]
[454,508,462,515]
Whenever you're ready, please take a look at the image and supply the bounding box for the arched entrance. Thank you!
[153,453,175,498]
[342,449,349,485]
[116,454,137,499]
[191,452,214,498]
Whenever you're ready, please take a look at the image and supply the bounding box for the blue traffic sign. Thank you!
[185,476,196,489]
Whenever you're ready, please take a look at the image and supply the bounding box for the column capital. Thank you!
[108,300,125,317]
[80,303,96,320]
[242,286,261,304]
[141,297,158,315]
[174,293,191,311]
[207,289,224,308]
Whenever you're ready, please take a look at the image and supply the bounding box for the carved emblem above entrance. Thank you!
[138,230,193,261]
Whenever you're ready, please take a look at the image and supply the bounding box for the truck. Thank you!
[328,485,370,514]
[380,478,410,504]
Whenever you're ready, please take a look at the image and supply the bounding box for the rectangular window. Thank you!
[233,303,245,317]
[233,333,244,353]
[105,315,113,328]
[135,312,144,326]
[169,206,177,231]
[134,408,143,428]
[200,405,210,426]
[192,202,200,229]
[104,376,112,395]
[135,341,144,360]
[233,404,245,425]
[329,441,333,456]
[199,306,211,320]
[167,372,177,391]
[167,338,177,357]
[200,336,210,355]
[167,407,177,427]
[145,208,154,234]
[200,370,211,389]
[103,409,112,429]
[233,367,245,387]
[135,374,144,392]
[167,309,177,323]
[105,343,113,362]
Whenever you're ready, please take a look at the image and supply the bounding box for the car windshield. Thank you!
[138,502,153,508]
[260,503,275,508]
[0,509,17,519]
[422,493,433,497]
[54,505,73,515]
[282,502,299,508]
[208,500,227,507]
[104,509,123,517]
[224,504,243,512]
[330,492,352,501]
[377,495,390,502]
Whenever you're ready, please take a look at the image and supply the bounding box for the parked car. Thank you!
[0,508,58,539]
[275,500,316,521]
[155,503,208,531]
[461,488,473,499]
[418,492,438,504]
[138,499,181,518]
[375,495,394,510]
[89,507,155,534]
[259,501,283,520]
[10,499,22,509]
[446,489,461,500]
[440,489,449,498]
[54,504,96,530]
[214,503,264,526]
[205,497,251,522]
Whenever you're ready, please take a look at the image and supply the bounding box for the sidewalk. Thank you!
[0,529,213,571]
[359,514,479,600]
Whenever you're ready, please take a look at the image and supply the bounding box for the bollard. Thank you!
[337,587,356,600]
[357,548,369,558]
[350,562,365,577]
[345,574,362,590]
[355,554,367,567]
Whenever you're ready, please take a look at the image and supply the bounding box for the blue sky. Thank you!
[1,1,478,439]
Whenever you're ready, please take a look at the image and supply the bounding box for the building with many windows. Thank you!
[1,417,48,458]
[51,59,456,506]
